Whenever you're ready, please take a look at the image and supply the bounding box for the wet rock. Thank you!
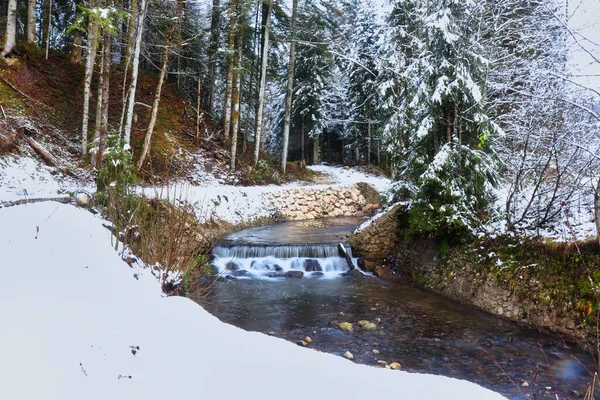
[373,265,397,281]
[377,360,388,366]
[374,318,382,324]
[311,272,324,278]
[273,264,283,272]
[338,322,354,333]
[225,262,239,271]
[264,272,285,278]
[285,271,304,279]
[304,336,312,344]
[304,259,322,272]
[372,349,380,355]
[389,362,401,370]
[343,351,354,360]
[231,270,248,277]
[268,332,275,336]
[209,265,219,276]
[358,320,377,330]
[338,312,345,317]
[343,269,365,279]
[297,340,308,347]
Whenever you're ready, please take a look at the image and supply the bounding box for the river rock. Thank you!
[338,322,354,333]
[311,272,324,278]
[389,362,401,370]
[285,271,304,279]
[343,269,365,279]
[231,270,248,277]
[377,360,388,366]
[209,265,219,276]
[372,349,380,355]
[358,320,377,330]
[297,340,308,347]
[225,262,239,271]
[343,351,354,360]
[304,259,322,272]
[304,336,312,344]
[264,272,285,278]
[273,264,283,272]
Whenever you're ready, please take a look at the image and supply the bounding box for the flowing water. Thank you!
[198,218,598,400]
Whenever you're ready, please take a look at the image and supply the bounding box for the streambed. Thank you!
[197,219,597,399]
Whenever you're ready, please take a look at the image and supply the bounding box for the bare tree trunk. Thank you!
[300,118,305,166]
[1,0,17,57]
[71,32,83,63]
[253,0,272,165]
[81,9,99,156]
[93,40,104,154]
[596,178,600,247]
[123,0,147,145]
[27,0,36,45]
[41,0,50,52]
[222,0,236,139]
[124,0,137,65]
[137,1,182,170]
[230,19,243,172]
[367,103,371,165]
[280,0,297,174]
[312,135,319,165]
[195,78,201,145]
[97,27,111,169]
[45,0,52,59]
[207,0,220,115]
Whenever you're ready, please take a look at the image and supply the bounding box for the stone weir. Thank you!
[212,217,363,280]
[268,184,380,222]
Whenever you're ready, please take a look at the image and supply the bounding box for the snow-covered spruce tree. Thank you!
[389,0,499,236]
[344,0,380,165]
[290,0,337,165]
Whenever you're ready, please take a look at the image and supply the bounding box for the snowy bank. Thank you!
[0,202,505,400]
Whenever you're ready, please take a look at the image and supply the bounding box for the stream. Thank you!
[196,218,598,399]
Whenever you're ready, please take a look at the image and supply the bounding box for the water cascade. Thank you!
[212,243,354,279]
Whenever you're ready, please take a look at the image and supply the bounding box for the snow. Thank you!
[0,155,92,202]
[0,202,506,399]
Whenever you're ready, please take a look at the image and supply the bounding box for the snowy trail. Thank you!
[0,202,505,400]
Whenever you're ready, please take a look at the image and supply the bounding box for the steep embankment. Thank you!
[351,205,600,349]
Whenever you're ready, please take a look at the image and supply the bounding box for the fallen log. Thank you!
[0,196,71,208]
[23,135,59,167]
[338,243,355,270]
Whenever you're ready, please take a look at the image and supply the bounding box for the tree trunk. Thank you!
[1,0,17,57]
[97,27,111,169]
[207,0,220,115]
[195,78,201,145]
[253,0,272,165]
[124,0,137,65]
[45,0,52,59]
[123,0,147,145]
[280,0,297,174]
[81,9,99,156]
[312,135,319,165]
[222,0,236,139]
[93,40,104,154]
[41,0,50,52]
[137,0,182,170]
[27,0,36,45]
[230,18,243,172]
[71,32,83,63]
[367,103,371,165]
[300,118,305,166]
[596,178,600,247]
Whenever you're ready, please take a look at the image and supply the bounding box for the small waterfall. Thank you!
[213,244,352,259]
[212,243,354,280]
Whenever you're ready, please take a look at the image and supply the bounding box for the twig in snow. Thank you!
[80,363,87,377]
[118,375,132,380]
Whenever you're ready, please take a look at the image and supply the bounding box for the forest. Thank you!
[1,0,600,237]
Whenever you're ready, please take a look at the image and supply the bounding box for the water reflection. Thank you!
[197,276,598,399]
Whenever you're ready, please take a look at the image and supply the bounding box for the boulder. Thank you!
[304,259,322,272]
[231,270,248,277]
[225,262,239,271]
[75,193,92,207]
[284,271,304,279]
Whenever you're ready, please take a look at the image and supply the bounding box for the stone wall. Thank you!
[268,184,380,221]
[351,206,594,349]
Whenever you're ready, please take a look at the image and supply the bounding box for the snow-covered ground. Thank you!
[0,202,505,399]
[0,155,92,202]
[0,154,391,226]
